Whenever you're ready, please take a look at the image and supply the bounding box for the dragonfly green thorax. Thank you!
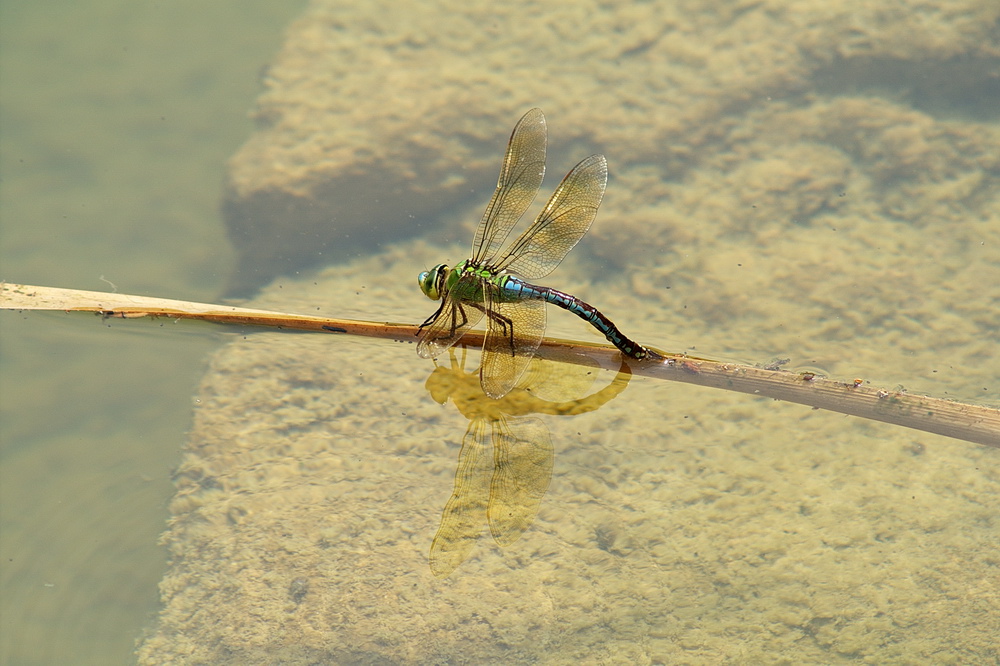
[416,108,658,399]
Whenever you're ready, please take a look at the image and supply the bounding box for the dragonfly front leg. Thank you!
[418,301,447,331]
[420,302,471,348]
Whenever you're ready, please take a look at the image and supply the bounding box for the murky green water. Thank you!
[0,2,305,663]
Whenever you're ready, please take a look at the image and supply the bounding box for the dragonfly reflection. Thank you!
[426,351,632,578]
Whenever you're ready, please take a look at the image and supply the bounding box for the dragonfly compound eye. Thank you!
[418,265,448,300]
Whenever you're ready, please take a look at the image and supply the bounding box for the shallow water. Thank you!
[2,1,998,664]
[0,2,305,663]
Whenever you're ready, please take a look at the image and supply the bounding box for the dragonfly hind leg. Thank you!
[468,302,517,357]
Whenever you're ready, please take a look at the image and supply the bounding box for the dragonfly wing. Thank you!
[498,154,608,280]
[487,416,552,548]
[471,108,547,264]
[429,419,492,578]
[479,287,546,399]
[416,276,485,359]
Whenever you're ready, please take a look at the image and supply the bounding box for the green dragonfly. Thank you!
[417,108,659,399]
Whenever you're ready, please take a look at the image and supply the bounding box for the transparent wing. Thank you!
[471,109,547,264]
[479,286,546,400]
[496,154,607,280]
[415,275,485,360]
[487,416,552,547]
[429,419,492,578]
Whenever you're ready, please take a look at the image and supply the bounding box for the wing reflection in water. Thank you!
[425,351,632,578]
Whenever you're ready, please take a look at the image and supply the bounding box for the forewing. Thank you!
[471,109,547,264]
[479,288,546,399]
[497,154,607,280]
[416,276,485,359]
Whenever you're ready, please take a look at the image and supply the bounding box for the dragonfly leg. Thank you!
[469,302,516,357]
[418,301,446,331]
[419,303,471,347]
[448,305,470,339]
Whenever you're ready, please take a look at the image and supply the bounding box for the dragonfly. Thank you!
[416,108,659,399]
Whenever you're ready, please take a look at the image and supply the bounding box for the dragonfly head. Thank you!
[418,264,449,300]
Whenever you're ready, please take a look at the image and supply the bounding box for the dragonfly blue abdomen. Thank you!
[498,277,650,360]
